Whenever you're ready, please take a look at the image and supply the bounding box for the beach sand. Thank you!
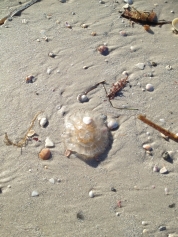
[0,0,178,236]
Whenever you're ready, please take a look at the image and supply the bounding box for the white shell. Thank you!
[45,137,54,148]
[146,84,154,92]
[142,221,148,226]
[89,190,94,198]
[153,165,159,172]
[40,117,48,127]
[49,178,55,184]
[83,116,92,125]
[77,94,89,103]
[107,119,119,130]
[136,63,145,70]
[172,18,178,31]
[160,167,168,174]
[31,191,39,197]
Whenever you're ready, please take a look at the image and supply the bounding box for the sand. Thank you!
[0,0,178,236]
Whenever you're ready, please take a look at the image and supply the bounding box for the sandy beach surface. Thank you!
[0,0,178,236]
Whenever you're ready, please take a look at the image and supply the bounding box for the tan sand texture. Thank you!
[0,0,178,236]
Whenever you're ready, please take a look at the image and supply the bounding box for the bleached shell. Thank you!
[172,18,178,31]
[107,119,119,130]
[77,94,89,103]
[146,84,154,92]
[39,148,51,160]
[45,137,54,148]
[143,144,152,151]
[40,117,48,127]
[62,111,110,159]
[89,190,94,198]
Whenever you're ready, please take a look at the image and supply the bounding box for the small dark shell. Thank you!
[97,45,109,56]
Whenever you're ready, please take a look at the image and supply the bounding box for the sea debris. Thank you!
[0,0,40,26]
[121,5,171,26]
[62,110,111,160]
[4,111,42,148]
[107,76,128,100]
[138,114,178,142]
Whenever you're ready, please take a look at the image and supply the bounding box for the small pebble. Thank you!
[31,191,39,197]
[143,229,149,234]
[49,178,55,184]
[40,117,48,127]
[164,187,169,195]
[159,118,165,123]
[7,185,11,188]
[22,19,27,24]
[45,137,55,148]
[107,119,119,130]
[130,45,136,52]
[81,24,88,28]
[171,10,174,13]
[111,187,117,192]
[168,234,178,237]
[136,63,145,70]
[159,226,166,231]
[89,190,94,198]
[47,68,52,74]
[48,52,56,58]
[160,167,168,174]
[83,66,88,69]
[115,212,121,216]
[146,84,154,92]
[162,151,171,161]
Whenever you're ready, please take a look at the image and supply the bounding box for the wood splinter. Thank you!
[138,114,178,142]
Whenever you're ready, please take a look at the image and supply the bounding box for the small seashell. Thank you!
[153,164,159,172]
[120,30,127,36]
[122,71,129,76]
[122,3,129,9]
[136,63,145,70]
[159,118,165,123]
[89,190,94,198]
[49,178,55,184]
[48,52,56,58]
[26,75,35,83]
[83,66,88,69]
[39,148,51,160]
[130,45,136,52]
[142,221,148,226]
[172,18,178,33]
[143,25,150,31]
[143,144,152,151]
[40,117,48,127]
[45,137,54,148]
[47,68,52,74]
[160,133,169,140]
[81,23,88,28]
[165,65,172,70]
[160,166,168,174]
[31,191,39,197]
[164,187,169,195]
[97,45,109,56]
[77,94,89,103]
[65,22,72,29]
[107,119,119,130]
[143,229,149,234]
[146,84,154,92]
[27,130,36,137]
[83,117,92,125]
[91,32,96,36]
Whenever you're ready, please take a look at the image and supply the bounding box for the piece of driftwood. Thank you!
[121,6,172,26]
[138,114,178,142]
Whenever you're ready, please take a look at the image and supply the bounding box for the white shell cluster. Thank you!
[62,111,110,159]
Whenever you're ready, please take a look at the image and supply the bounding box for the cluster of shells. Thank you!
[62,111,112,160]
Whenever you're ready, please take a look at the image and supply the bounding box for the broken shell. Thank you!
[172,18,178,32]
[77,94,89,103]
[26,75,35,83]
[45,137,55,148]
[160,166,168,174]
[27,130,36,137]
[40,117,48,127]
[97,45,109,56]
[153,164,159,172]
[39,148,51,160]
[143,144,152,151]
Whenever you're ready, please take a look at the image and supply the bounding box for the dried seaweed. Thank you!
[121,6,171,26]
[4,111,43,148]
[138,114,178,142]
